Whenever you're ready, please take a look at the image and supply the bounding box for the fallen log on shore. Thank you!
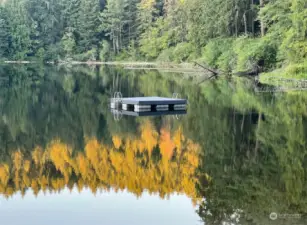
[193,62,220,76]
[194,61,262,79]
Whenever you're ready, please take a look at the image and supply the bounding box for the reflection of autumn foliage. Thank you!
[0,121,201,203]
[160,128,176,160]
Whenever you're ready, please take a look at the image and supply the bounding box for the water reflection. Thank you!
[0,123,200,202]
[0,188,200,225]
[0,65,306,224]
[110,108,187,117]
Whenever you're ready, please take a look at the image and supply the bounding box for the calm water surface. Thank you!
[0,65,306,225]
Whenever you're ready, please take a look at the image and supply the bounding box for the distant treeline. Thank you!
[0,0,307,75]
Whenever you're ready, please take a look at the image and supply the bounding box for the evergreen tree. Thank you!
[101,0,139,54]
[77,0,100,52]
[5,0,31,59]
[0,7,10,57]
[137,0,159,33]
[26,0,63,56]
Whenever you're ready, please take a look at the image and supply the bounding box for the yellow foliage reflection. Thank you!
[0,121,201,203]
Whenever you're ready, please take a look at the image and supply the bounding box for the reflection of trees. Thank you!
[0,65,139,157]
[194,78,307,225]
[0,123,200,203]
[0,65,307,224]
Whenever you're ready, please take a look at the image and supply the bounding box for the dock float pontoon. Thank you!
[111,109,187,117]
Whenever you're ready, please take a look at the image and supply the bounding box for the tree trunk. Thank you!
[259,0,265,36]
[235,10,239,37]
[119,26,122,51]
[251,0,254,36]
[243,12,248,35]
[254,112,262,160]
[112,30,116,53]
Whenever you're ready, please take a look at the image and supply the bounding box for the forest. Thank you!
[0,0,307,76]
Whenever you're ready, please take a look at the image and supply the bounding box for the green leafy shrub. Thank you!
[216,49,236,72]
[172,42,194,62]
[281,31,307,63]
[13,51,29,60]
[35,48,45,60]
[157,47,175,62]
[74,49,97,61]
[285,63,307,76]
[139,18,169,59]
[114,51,130,61]
[99,40,111,61]
[261,62,307,79]
[234,37,277,71]
[61,32,76,58]
[126,40,139,61]
[44,43,63,62]
[201,38,234,69]
[187,51,200,61]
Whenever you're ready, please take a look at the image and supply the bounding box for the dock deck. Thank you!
[112,97,187,105]
[110,96,187,112]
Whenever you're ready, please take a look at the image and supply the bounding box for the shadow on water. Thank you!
[0,65,306,224]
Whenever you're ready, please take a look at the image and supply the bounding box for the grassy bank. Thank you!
[261,63,307,79]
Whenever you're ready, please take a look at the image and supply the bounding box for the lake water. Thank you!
[0,65,306,225]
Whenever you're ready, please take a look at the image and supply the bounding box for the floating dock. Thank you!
[110,96,187,112]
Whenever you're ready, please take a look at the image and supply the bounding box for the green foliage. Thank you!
[199,37,277,72]
[280,0,307,63]
[114,50,130,61]
[187,0,255,48]
[172,42,194,63]
[77,0,100,52]
[26,0,63,53]
[201,38,234,70]
[260,0,306,65]
[74,49,97,61]
[100,0,139,54]
[282,34,307,63]
[216,50,237,73]
[35,48,45,60]
[156,47,175,62]
[157,42,194,63]
[262,62,307,79]
[61,32,76,57]
[0,0,305,76]
[99,40,111,61]
[126,40,139,61]
[234,37,277,71]
[139,18,169,59]
[0,7,9,58]
[44,43,63,61]
[285,63,307,76]
[137,0,159,33]
[6,0,32,59]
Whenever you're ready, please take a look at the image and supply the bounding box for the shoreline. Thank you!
[3,60,188,66]
[1,60,207,74]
